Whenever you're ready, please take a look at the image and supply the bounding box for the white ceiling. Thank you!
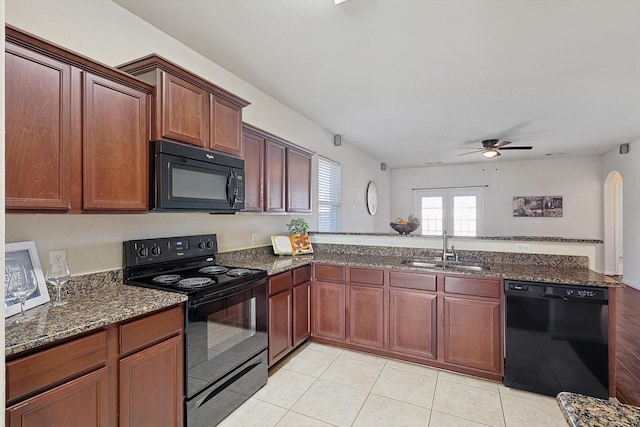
[113,0,640,168]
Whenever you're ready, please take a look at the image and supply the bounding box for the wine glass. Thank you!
[5,259,38,323]
[46,261,71,307]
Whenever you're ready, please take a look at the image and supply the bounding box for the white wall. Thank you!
[391,156,604,239]
[4,0,390,274]
[603,141,639,290]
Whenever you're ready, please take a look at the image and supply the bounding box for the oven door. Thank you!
[185,279,267,399]
[153,151,245,212]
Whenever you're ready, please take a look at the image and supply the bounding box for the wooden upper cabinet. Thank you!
[211,95,242,157]
[242,123,314,214]
[286,148,312,213]
[264,139,287,213]
[83,73,149,211]
[242,130,265,212]
[161,71,209,147]
[5,42,72,211]
[5,26,153,214]
[118,54,249,158]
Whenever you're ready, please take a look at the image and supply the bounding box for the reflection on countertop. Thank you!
[5,270,186,357]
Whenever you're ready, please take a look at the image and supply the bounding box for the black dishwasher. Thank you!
[504,280,609,399]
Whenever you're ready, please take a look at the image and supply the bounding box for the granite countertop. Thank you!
[216,252,622,288]
[557,392,640,427]
[311,232,603,244]
[5,270,187,357]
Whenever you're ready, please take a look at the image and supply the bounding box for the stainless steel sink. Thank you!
[402,259,491,271]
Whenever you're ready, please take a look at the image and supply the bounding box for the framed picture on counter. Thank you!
[4,241,50,317]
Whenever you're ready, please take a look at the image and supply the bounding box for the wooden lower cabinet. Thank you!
[268,266,311,366]
[5,306,184,427]
[268,288,293,365]
[349,285,384,349]
[312,280,347,342]
[6,368,109,427]
[293,280,311,346]
[389,288,437,360]
[119,335,183,427]
[443,296,502,373]
[311,264,503,379]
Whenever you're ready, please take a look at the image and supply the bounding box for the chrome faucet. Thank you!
[441,224,457,262]
[442,228,448,262]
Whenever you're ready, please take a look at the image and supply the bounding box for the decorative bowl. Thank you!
[389,220,420,235]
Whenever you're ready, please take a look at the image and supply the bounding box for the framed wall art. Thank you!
[5,241,50,317]
[513,196,563,217]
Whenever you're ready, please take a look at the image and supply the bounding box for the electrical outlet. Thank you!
[49,249,67,266]
[251,234,257,245]
[515,243,531,252]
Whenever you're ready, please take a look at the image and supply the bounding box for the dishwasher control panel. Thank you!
[551,287,606,300]
[505,280,608,301]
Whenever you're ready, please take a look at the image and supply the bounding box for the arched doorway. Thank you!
[604,170,623,276]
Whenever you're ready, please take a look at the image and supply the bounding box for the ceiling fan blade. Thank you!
[499,146,533,150]
[456,151,480,156]
[457,147,483,150]
[494,140,512,148]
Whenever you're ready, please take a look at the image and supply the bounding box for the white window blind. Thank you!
[318,156,341,232]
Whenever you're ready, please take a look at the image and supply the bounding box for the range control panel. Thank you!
[123,234,218,266]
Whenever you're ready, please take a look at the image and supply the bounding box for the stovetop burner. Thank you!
[199,266,229,275]
[226,268,251,277]
[177,277,214,288]
[153,274,181,284]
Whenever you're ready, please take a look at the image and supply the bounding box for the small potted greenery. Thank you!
[286,218,310,235]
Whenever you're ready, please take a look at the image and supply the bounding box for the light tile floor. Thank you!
[219,342,567,427]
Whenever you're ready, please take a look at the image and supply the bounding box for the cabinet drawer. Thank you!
[293,265,311,285]
[389,271,436,291]
[120,306,183,355]
[269,271,293,295]
[350,268,384,286]
[314,264,345,282]
[444,276,501,299]
[6,331,107,403]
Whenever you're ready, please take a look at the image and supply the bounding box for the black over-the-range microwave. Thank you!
[150,140,245,213]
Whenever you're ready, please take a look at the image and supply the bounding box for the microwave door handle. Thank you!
[227,171,238,208]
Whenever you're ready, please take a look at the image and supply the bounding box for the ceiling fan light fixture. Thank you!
[482,148,500,158]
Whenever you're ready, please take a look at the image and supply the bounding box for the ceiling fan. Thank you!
[457,139,533,158]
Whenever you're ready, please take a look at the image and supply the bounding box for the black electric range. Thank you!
[123,234,269,427]
[123,234,267,300]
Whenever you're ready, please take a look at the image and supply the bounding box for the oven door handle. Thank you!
[193,360,263,409]
[188,277,266,308]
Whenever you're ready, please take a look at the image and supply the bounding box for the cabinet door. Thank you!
[161,71,209,147]
[83,73,149,211]
[5,43,72,210]
[443,296,502,373]
[286,148,312,213]
[264,140,286,212]
[293,281,311,347]
[389,289,437,360]
[268,289,293,366]
[242,130,264,212]
[6,367,109,427]
[210,95,243,157]
[312,281,346,342]
[119,335,184,427]
[349,285,384,349]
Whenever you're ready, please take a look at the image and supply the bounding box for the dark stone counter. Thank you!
[557,392,640,427]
